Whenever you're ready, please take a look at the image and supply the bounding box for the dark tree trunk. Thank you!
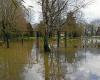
[65,32,67,48]
[21,34,24,45]
[5,33,9,48]
[44,30,50,52]
[36,31,39,48]
[2,21,9,48]
[57,31,60,48]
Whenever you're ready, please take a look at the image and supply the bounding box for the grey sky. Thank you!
[23,0,41,23]
[23,0,100,23]
[82,0,100,23]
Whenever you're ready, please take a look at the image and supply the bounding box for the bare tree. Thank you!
[38,0,92,52]
[0,0,26,48]
[40,0,69,51]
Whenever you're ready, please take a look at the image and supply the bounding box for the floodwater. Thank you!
[0,40,100,80]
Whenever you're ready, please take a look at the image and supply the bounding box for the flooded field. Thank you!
[0,40,100,80]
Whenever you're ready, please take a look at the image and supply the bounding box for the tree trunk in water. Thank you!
[5,33,9,48]
[2,21,9,48]
[3,33,9,48]
[57,31,60,48]
[44,30,50,52]
[65,32,67,48]
[21,33,24,46]
[36,31,39,48]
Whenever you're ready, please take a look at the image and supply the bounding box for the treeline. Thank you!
[0,0,32,48]
[35,12,84,38]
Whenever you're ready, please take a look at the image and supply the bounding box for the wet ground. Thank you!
[0,40,100,80]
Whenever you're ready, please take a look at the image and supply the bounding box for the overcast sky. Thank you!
[23,0,100,23]
[23,0,41,24]
[82,0,100,23]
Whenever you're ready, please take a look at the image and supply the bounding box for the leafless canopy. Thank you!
[39,0,92,30]
[0,0,26,32]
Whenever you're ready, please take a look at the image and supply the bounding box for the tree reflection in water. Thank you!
[43,47,80,80]
[23,43,81,80]
[0,41,33,80]
[1,40,99,80]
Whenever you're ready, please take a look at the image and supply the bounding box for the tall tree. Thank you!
[39,0,92,52]
[0,0,27,48]
[41,0,69,51]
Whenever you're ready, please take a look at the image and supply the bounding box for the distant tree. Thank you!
[36,21,45,35]
[27,23,33,36]
[0,0,27,48]
[63,12,84,37]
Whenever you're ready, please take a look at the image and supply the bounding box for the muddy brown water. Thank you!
[0,40,100,80]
